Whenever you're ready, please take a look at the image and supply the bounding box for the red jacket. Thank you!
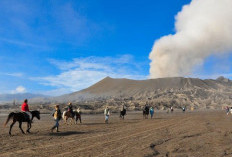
[21,102,29,112]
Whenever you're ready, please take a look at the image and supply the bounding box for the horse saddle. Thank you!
[22,112,30,121]
[68,111,75,117]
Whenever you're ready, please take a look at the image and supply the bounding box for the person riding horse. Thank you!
[143,105,150,119]
[67,102,74,117]
[120,105,126,119]
[21,99,32,122]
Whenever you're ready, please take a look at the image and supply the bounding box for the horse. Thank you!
[120,108,126,119]
[171,107,174,113]
[4,111,40,135]
[62,110,81,124]
[75,111,82,124]
[143,106,149,119]
[182,107,186,112]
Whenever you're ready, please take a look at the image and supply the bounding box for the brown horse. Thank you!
[143,106,149,119]
[4,111,40,135]
[120,109,126,119]
[62,110,81,124]
[75,111,82,124]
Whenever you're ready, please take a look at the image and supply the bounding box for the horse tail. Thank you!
[62,111,66,120]
[4,112,14,127]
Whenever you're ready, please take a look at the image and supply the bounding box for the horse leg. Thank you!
[72,117,75,125]
[72,118,74,125]
[9,120,16,135]
[64,117,67,124]
[27,122,31,133]
[19,121,25,134]
[75,115,77,124]
[79,117,81,123]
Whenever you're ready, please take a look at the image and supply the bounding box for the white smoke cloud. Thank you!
[149,0,232,78]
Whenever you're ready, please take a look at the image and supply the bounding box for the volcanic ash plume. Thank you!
[149,0,232,78]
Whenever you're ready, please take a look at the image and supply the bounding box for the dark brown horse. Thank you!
[4,111,40,135]
[120,109,126,119]
[143,106,149,119]
[75,111,82,124]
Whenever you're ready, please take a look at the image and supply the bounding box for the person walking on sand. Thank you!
[104,106,110,123]
[150,107,154,119]
[21,99,32,121]
[51,105,62,132]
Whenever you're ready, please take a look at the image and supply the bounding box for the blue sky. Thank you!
[0,0,231,96]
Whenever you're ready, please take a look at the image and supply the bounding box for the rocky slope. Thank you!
[29,76,232,111]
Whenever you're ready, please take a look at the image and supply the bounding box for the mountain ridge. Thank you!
[32,76,232,110]
[5,76,231,110]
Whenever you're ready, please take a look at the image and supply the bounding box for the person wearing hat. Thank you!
[67,102,74,117]
[51,105,62,132]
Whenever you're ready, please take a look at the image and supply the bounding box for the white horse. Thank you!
[62,111,75,124]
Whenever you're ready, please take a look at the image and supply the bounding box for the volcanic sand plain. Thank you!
[1,110,232,157]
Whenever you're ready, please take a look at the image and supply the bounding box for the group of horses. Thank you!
[3,106,153,136]
[4,109,82,135]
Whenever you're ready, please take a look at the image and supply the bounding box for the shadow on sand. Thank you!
[49,131,85,136]
[82,122,106,126]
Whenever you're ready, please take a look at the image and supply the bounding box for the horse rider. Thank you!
[51,105,62,132]
[145,104,149,112]
[104,106,110,123]
[21,99,32,121]
[67,102,74,117]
